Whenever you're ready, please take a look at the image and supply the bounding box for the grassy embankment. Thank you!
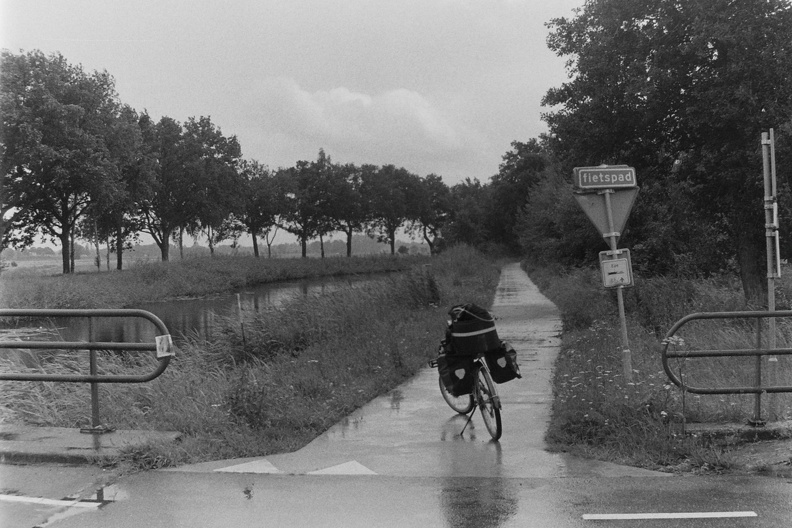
[528,263,792,473]
[0,253,430,309]
[0,246,500,468]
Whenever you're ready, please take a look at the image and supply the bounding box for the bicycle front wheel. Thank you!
[476,367,502,440]
[439,375,474,414]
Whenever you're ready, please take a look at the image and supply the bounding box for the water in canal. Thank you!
[36,276,368,345]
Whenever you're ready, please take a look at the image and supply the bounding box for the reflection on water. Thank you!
[34,277,367,345]
[390,389,404,410]
[439,431,517,527]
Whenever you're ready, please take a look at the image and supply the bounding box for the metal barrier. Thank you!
[662,310,792,425]
[0,309,175,433]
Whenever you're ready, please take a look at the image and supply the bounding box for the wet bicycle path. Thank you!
[170,262,664,479]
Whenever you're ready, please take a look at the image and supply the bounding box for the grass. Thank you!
[0,253,429,309]
[0,245,500,468]
[527,262,792,473]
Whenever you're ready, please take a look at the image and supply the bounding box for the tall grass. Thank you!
[0,245,500,467]
[0,253,429,309]
[529,262,792,472]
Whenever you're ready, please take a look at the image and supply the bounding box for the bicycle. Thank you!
[430,344,502,441]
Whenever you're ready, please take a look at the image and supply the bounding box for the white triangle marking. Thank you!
[308,460,377,475]
[214,459,283,474]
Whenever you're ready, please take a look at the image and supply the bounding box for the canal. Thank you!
[32,276,370,345]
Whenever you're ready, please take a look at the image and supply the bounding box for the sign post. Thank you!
[761,129,780,422]
[573,165,638,383]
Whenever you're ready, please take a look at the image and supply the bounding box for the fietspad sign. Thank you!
[573,165,637,190]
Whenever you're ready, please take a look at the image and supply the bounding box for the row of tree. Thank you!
[5,0,791,302]
[1,50,471,273]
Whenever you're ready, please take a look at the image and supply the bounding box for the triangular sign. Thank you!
[573,188,639,239]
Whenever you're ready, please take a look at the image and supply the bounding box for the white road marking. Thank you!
[308,461,377,475]
[0,494,101,508]
[214,459,283,474]
[583,512,757,520]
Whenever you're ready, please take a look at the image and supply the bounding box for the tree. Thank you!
[328,162,369,257]
[409,173,451,255]
[236,159,281,258]
[139,116,193,261]
[180,116,243,256]
[1,50,126,273]
[543,0,792,301]
[308,149,340,258]
[94,106,153,270]
[517,169,605,265]
[443,178,492,250]
[363,164,422,255]
[487,140,550,253]
[276,152,332,258]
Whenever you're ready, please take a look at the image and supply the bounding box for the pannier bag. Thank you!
[437,354,475,396]
[447,303,500,355]
[486,341,522,384]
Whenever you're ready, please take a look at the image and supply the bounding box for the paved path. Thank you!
[172,263,665,479]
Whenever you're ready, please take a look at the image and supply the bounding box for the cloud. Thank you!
[258,77,467,150]
[248,77,486,177]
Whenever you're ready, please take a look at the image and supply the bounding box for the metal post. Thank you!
[751,317,765,426]
[602,190,633,383]
[82,317,113,434]
[762,131,776,343]
[237,293,247,348]
[89,318,101,429]
[762,129,779,419]
[90,318,100,427]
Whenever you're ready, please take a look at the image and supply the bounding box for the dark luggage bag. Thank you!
[437,353,475,396]
[485,342,522,384]
[447,303,500,355]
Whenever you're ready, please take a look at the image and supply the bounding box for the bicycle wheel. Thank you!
[476,366,502,440]
[438,375,474,414]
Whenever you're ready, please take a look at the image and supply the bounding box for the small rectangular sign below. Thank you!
[599,250,633,288]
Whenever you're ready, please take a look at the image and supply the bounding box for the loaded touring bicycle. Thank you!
[429,303,521,440]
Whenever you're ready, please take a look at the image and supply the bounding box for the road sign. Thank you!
[573,187,639,239]
[574,165,637,190]
[599,250,633,288]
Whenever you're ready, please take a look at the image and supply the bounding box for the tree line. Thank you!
[4,0,792,303]
[1,50,473,273]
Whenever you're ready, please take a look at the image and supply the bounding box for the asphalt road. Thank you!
[3,264,791,527]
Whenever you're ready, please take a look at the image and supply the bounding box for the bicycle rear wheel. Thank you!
[476,367,502,440]
[438,375,474,414]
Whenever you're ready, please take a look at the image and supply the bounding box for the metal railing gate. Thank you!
[0,309,174,434]
[662,310,792,426]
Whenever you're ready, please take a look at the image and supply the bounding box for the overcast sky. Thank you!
[2,0,583,188]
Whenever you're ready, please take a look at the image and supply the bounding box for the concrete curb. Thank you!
[0,424,181,465]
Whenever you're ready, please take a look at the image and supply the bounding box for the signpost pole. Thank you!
[573,165,637,384]
[762,129,779,420]
[602,190,633,383]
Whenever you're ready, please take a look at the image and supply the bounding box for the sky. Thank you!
[1,0,584,188]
